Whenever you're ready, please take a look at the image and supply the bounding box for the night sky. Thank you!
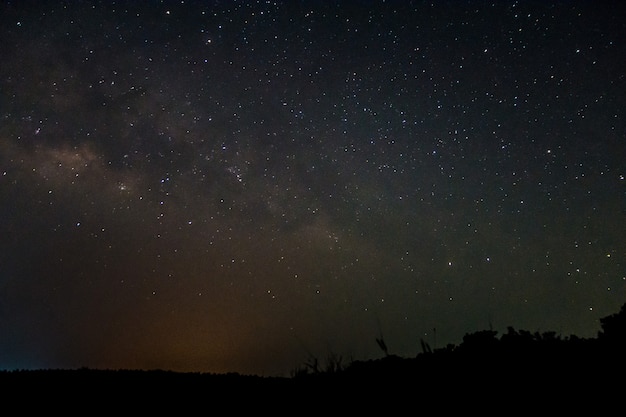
[1,0,624,377]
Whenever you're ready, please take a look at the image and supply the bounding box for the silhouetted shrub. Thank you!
[598,303,626,345]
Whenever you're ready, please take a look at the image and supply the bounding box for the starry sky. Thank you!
[0,0,624,377]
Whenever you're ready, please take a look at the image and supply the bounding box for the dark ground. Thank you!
[3,305,624,411]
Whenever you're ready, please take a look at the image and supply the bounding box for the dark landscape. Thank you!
[3,302,625,404]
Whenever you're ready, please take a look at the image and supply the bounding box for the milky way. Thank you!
[0,1,624,376]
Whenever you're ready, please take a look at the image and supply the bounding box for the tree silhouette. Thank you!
[598,303,626,346]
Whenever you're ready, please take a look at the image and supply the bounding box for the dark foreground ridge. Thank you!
[2,303,625,406]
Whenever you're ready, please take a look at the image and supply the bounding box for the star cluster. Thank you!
[0,1,624,376]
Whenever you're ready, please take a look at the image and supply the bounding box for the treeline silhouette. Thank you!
[2,302,625,400]
[293,303,626,383]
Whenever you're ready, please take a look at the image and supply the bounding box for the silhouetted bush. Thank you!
[598,303,626,345]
